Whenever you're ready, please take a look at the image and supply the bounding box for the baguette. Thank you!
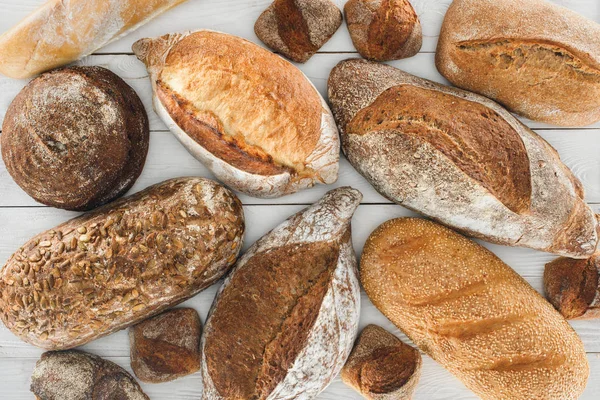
[0,178,244,350]
[436,0,600,126]
[133,30,340,198]
[0,0,188,79]
[327,58,599,258]
[361,218,589,400]
[201,187,362,399]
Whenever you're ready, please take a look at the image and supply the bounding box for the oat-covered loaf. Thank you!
[328,59,599,258]
[0,178,244,350]
[133,30,340,198]
[31,350,149,400]
[436,0,600,126]
[130,308,202,383]
[1,66,149,211]
[201,187,362,399]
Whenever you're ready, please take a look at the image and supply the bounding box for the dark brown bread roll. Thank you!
[31,350,149,400]
[544,255,600,319]
[345,0,422,61]
[341,325,421,399]
[0,178,244,350]
[130,308,202,383]
[254,0,343,63]
[1,66,149,211]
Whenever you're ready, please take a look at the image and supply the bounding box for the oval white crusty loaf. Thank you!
[0,178,244,350]
[361,218,589,400]
[0,0,188,79]
[436,0,600,126]
[132,30,340,199]
[328,58,599,259]
[201,187,362,399]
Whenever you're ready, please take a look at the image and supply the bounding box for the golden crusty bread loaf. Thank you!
[133,30,340,198]
[436,0,600,126]
[0,0,188,79]
[361,218,589,400]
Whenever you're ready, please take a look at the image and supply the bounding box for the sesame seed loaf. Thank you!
[436,0,600,126]
[0,177,244,350]
[327,58,599,258]
[201,187,362,399]
[361,218,589,400]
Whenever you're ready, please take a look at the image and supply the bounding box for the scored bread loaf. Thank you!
[328,58,599,258]
[133,30,340,198]
[201,187,362,399]
[436,0,600,126]
[0,0,188,79]
[544,255,600,319]
[0,178,244,350]
[361,218,589,400]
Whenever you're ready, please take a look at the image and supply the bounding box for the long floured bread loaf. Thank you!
[133,30,340,198]
[361,218,589,400]
[328,58,599,258]
[201,187,362,399]
[0,178,244,350]
[0,0,188,79]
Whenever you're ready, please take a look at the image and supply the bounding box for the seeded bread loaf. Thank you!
[328,59,599,258]
[341,324,421,400]
[436,0,600,126]
[0,0,188,79]
[31,350,149,400]
[345,0,422,61]
[201,187,362,399]
[361,218,589,400]
[2,66,149,211]
[130,308,202,383]
[544,255,600,319]
[0,178,244,350]
[254,0,343,63]
[133,30,340,198]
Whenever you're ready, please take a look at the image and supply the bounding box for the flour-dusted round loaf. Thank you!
[436,0,600,126]
[0,178,244,350]
[201,187,362,399]
[328,59,599,259]
[361,218,589,400]
[1,66,149,211]
[132,30,340,198]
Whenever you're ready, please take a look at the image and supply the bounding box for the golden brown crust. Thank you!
[361,218,589,400]
[345,0,422,61]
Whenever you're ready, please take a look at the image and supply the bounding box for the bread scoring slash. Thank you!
[201,187,362,399]
[133,30,340,198]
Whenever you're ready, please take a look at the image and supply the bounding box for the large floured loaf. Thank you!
[0,178,244,350]
[133,30,340,198]
[201,187,362,399]
[0,0,188,79]
[436,0,600,126]
[361,218,589,400]
[328,59,599,258]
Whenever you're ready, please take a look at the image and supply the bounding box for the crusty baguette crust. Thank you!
[361,218,589,400]
[327,59,598,258]
[201,187,362,399]
[0,0,188,79]
[436,0,600,126]
[133,30,340,198]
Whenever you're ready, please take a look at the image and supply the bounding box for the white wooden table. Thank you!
[0,0,599,398]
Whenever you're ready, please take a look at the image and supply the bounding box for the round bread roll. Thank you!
[1,66,149,211]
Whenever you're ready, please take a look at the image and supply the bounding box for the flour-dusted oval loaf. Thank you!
[328,59,599,258]
[361,218,589,400]
[0,0,188,79]
[436,0,600,126]
[201,187,362,399]
[133,30,340,198]
[0,178,244,350]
